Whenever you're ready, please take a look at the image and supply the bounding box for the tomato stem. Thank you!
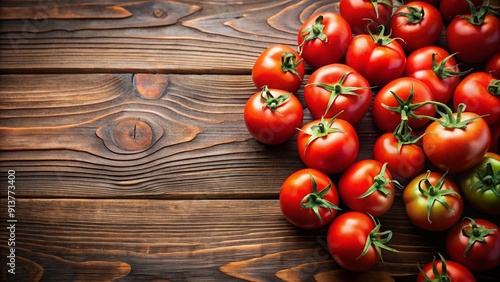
[488,80,500,97]
[298,114,345,154]
[259,85,291,113]
[417,171,460,224]
[461,217,497,256]
[418,253,452,282]
[280,52,303,82]
[365,18,405,46]
[393,120,425,152]
[471,162,500,197]
[431,52,471,79]
[358,214,398,261]
[298,15,328,54]
[461,0,499,25]
[300,173,340,224]
[358,162,399,198]
[370,0,393,19]
[395,5,424,24]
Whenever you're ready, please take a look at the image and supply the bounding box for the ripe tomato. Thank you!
[403,171,463,232]
[327,211,398,272]
[372,77,435,132]
[458,152,500,215]
[423,106,491,172]
[439,0,483,23]
[453,72,500,125]
[446,218,500,272]
[390,1,443,52]
[404,46,468,104]
[339,0,393,34]
[446,4,500,63]
[345,25,406,87]
[279,168,340,229]
[298,12,352,68]
[252,44,305,93]
[244,86,303,145]
[485,52,500,79]
[304,63,372,125]
[297,116,359,174]
[338,159,396,216]
[417,253,476,282]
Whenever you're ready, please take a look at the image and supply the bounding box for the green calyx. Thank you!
[281,52,303,81]
[306,72,371,117]
[383,82,429,122]
[358,214,398,260]
[424,102,485,129]
[366,19,404,46]
[358,162,399,198]
[417,171,460,224]
[299,114,344,154]
[300,173,340,224]
[370,0,393,19]
[431,52,471,79]
[488,80,500,97]
[471,162,500,197]
[299,15,327,53]
[461,217,497,256]
[259,85,290,113]
[418,253,452,282]
[460,0,500,25]
[393,119,425,153]
[395,5,425,24]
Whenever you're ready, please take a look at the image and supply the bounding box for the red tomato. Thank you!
[338,159,396,216]
[417,253,476,282]
[304,63,372,125]
[439,0,484,23]
[372,77,436,132]
[327,211,398,272]
[403,171,464,232]
[405,0,438,4]
[252,44,305,93]
[404,46,468,104]
[244,86,304,145]
[345,26,406,87]
[279,168,340,229]
[390,1,443,52]
[453,72,500,125]
[339,0,393,34]
[298,12,352,68]
[297,116,359,174]
[485,52,500,79]
[446,218,500,272]
[446,5,500,63]
[423,107,491,172]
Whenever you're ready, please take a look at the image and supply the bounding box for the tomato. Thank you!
[339,0,393,34]
[372,77,435,132]
[439,0,484,23]
[303,63,372,125]
[459,152,500,215]
[327,211,398,272]
[251,44,305,93]
[446,4,500,63]
[403,171,464,232]
[485,52,500,79]
[446,218,500,272]
[244,86,304,145]
[279,168,340,229]
[298,12,352,68]
[297,116,359,174]
[390,1,443,52]
[453,72,500,126]
[404,46,468,104]
[338,160,396,216]
[405,0,438,5]
[417,253,476,282]
[423,105,491,172]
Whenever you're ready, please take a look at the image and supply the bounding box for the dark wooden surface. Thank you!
[0,1,499,281]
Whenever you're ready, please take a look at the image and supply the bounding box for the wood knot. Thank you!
[153,8,167,18]
[133,73,169,100]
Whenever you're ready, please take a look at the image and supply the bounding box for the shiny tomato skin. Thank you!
[390,1,443,52]
[417,258,476,282]
[279,168,340,229]
[345,33,406,87]
[446,218,500,272]
[297,118,359,174]
[244,88,303,145]
[485,52,500,79]
[372,77,435,132]
[338,159,395,216]
[453,72,500,126]
[373,132,426,181]
[252,44,305,93]
[403,172,464,231]
[439,0,484,23]
[339,0,393,34]
[423,112,491,172]
[304,63,372,125]
[298,12,352,68]
[404,46,463,104]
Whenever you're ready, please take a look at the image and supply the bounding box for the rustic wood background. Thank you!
[0,0,499,281]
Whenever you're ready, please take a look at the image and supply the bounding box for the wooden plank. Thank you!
[1,199,498,281]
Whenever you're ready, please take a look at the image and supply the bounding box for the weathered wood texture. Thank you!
[0,0,499,281]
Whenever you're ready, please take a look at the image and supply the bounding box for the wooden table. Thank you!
[1,1,499,281]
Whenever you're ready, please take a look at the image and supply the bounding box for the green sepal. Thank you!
[300,173,341,224]
[461,217,497,256]
[298,114,344,154]
[280,52,303,82]
[417,171,460,224]
[470,162,500,197]
[358,214,398,261]
[417,253,452,282]
[259,85,291,113]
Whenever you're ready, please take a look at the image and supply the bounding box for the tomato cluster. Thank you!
[243,0,500,277]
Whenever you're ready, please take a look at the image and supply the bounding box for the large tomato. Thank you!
[279,168,340,229]
[252,44,305,93]
[327,211,398,272]
[338,159,396,216]
[417,253,476,282]
[303,63,372,125]
[244,86,304,145]
[298,12,352,68]
[297,116,359,174]
[439,0,483,23]
[339,0,393,34]
[403,171,464,232]
[446,218,500,272]
[372,77,435,132]
[390,1,443,52]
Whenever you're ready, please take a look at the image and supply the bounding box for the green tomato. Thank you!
[459,152,500,215]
